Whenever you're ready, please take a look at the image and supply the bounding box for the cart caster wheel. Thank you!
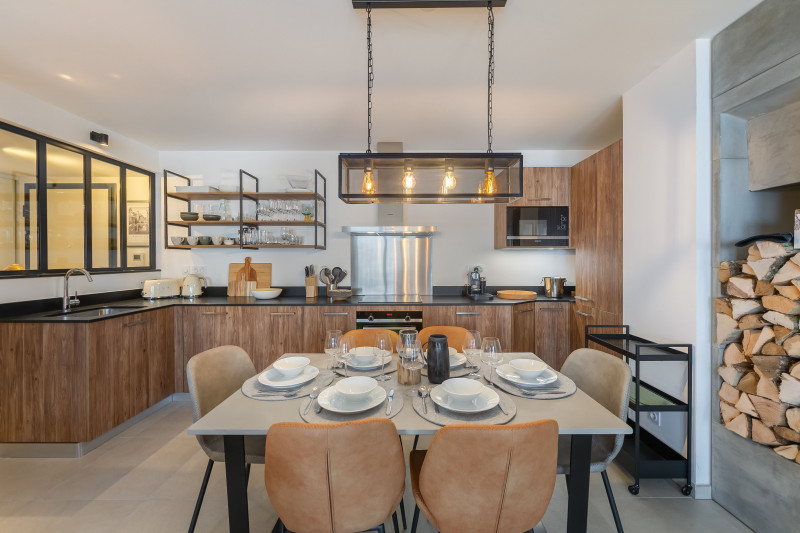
[628,484,640,495]
[681,485,693,496]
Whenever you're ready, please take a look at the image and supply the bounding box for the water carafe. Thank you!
[425,334,450,384]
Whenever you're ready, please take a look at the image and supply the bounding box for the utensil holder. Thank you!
[305,276,318,298]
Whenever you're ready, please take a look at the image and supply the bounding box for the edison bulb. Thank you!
[442,163,456,193]
[482,168,497,195]
[362,168,375,194]
[402,161,416,192]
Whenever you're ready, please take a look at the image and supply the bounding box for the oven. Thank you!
[505,205,569,247]
[356,310,423,332]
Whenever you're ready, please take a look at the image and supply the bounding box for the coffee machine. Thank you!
[463,266,493,300]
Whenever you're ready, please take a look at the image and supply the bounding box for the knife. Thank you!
[386,389,394,416]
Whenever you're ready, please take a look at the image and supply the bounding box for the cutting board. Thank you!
[227,261,272,296]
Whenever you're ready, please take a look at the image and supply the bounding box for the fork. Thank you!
[253,390,300,398]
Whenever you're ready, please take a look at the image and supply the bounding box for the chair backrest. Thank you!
[419,420,558,532]
[264,419,406,533]
[187,345,256,423]
[561,348,632,460]
[418,326,470,351]
[343,328,399,352]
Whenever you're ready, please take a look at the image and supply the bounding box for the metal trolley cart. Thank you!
[586,325,693,496]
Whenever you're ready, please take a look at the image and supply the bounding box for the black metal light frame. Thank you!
[353,1,506,7]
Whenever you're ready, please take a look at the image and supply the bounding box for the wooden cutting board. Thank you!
[228,261,272,295]
[496,290,537,300]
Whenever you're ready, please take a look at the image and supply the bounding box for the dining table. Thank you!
[187,352,631,533]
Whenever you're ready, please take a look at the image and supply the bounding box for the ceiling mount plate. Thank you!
[353,1,506,8]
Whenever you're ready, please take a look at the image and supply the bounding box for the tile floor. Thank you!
[0,399,752,533]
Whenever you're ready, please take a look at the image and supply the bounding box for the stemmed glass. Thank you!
[480,337,503,385]
[324,330,342,371]
[337,334,356,377]
[374,332,392,382]
[462,330,482,377]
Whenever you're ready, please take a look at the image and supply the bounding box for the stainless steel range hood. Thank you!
[344,226,436,296]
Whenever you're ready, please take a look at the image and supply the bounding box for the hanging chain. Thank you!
[366,3,374,154]
[487,1,495,153]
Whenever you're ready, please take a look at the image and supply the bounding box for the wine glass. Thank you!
[374,332,392,382]
[338,334,356,377]
[324,330,342,370]
[480,337,503,385]
[401,339,425,371]
[462,330,482,376]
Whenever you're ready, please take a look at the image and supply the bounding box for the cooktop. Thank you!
[351,295,423,303]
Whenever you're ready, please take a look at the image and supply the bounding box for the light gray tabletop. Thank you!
[188,352,631,437]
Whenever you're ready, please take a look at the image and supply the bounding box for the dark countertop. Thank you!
[2,287,574,323]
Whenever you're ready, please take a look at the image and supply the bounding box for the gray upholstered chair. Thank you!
[557,348,632,533]
[186,345,266,533]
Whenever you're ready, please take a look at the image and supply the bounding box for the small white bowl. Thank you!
[185,236,199,245]
[442,378,483,404]
[211,236,224,245]
[335,376,377,402]
[510,359,548,379]
[448,347,458,356]
[251,288,282,299]
[272,356,310,378]
[223,238,235,245]
[170,236,185,246]
[349,346,377,365]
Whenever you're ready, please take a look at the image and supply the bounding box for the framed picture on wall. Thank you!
[127,246,149,268]
[127,202,150,246]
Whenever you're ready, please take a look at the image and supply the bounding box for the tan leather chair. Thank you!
[265,419,406,533]
[557,348,632,533]
[409,420,559,533]
[343,328,399,352]
[186,345,266,533]
[418,326,469,352]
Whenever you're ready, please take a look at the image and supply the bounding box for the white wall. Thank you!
[0,82,161,305]
[158,150,592,288]
[622,40,712,494]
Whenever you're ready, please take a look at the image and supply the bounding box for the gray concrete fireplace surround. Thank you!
[712,1,800,531]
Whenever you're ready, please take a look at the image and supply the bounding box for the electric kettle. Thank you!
[181,274,209,298]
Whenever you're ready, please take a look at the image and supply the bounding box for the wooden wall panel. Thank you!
[594,139,623,317]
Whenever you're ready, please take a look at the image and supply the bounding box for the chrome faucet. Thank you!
[63,268,94,312]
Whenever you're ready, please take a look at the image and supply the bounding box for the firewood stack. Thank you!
[717,240,800,463]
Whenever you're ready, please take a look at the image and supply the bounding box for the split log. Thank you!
[787,407,800,432]
[716,297,733,318]
[752,419,780,445]
[752,355,792,380]
[779,373,800,405]
[785,335,800,356]
[774,444,799,460]
[752,327,775,354]
[772,260,800,284]
[774,426,800,444]
[735,372,759,395]
[792,254,800,267]
[792,279,800,291]
[757,240,795,258]
[743,330,758,355]
[738,313,766,330]
[750,395,788,427]
[727,277,756,298]
[723,343,747,366]
[749,257,788,281]
[735,393,759,417]
[718,365,745,386]
[763,295,800,315]
[719,382,741,404]
[755,280,776,296]
[756,377,781,402]
[720,401,740,424]
[762,342,787,356]
[775,284,800,300]
[725,413,751,439]
[719,261,743,283]
[774,325,794,345]
[747,245,763,262]
[742,264,757,277]
[792,361,800,379]
[716,313,742,344]
[763,311,799,332]
[732,299,765,320]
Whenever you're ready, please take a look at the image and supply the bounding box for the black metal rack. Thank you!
[586,324,693,496]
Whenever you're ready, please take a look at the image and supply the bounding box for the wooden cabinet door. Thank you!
[0,323,24,441]
[423,306,456,328]
[147,307,175,407]
[302,306,356,352]
[454,306,512,350]
[571,153,597,304]
[524,167,570,206]
[182,305,239,365]
[593,139,623,317]
[125,314,151,417]
[534,302,570,370]
[511,302,536,352]
[570,302,592,353]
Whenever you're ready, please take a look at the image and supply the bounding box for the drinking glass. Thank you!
[462,330,482,376]
[480,337,503,385]
[324,329,342,370]
[401,339,425,371]
[338,334,356,377]
[374,332,392,382]
[396,328,418,356]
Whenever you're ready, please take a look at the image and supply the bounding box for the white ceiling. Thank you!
[0,0,760,152]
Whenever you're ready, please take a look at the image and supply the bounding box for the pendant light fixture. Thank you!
[340,0,522,204]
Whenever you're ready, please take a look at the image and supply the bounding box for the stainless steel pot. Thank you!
[542,276,566,298]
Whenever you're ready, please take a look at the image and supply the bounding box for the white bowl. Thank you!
[335,376,377,402]
[349,346,377,364]
[510,359,548,379]
[272,356,310,378]
[442,378,484,403]
[284,175,310,189]
[211,236,224,245]
[448,347,458,356]
[251,288,282,299]
[185,236,199,245]
[170,236,185,245]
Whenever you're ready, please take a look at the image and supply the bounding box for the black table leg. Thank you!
[223,435,250,533]
[567,434,592,533]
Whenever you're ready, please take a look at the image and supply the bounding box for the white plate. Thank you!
[286,187,312,193]
[430,384,499,414]
[317,385,387,413]
[257,365,319,389]
[175,186,219,192]
[450,353,467,368]
[347,354,392,370]
[496,364,558,388]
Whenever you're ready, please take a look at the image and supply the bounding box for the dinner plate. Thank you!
[257,365,319,389]
[496,364,558,388]
[430,384,499,414]
[317,385,387,414]
[450,353,467,368]
[347,354,392,370]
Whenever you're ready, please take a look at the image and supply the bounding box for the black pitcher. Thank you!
[425,334,450,384]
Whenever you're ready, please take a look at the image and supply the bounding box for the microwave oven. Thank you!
[505,206,569,247]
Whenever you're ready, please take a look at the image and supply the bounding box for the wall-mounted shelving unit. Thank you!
[163,169,327,250]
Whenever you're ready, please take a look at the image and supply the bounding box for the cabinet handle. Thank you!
[123,319,150,328]
[201,311,225,316]
[574,296,593,302]
[456,312,481,316]
[539,308,561,312]
[271,312,296,317]
[516,309,535,314]
[574,310,592,317]
[527,197,551,201]
[323,312,349,316]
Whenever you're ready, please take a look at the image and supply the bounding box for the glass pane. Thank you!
[126,169,151,267]
[90,159,121,269]
[46,145,85,270]
[0,129,38,271]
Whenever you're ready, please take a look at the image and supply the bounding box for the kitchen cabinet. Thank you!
[302,306,356,352]
[511,302,536,352]
[238,306,304,370]
[421,305,512,349]
[534,302,570,370]
[181,306,240,377]
[521,167,570,206]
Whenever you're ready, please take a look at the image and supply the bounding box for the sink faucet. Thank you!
[63,268,94,312]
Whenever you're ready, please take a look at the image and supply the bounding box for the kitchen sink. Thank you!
[46,306,148,319]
